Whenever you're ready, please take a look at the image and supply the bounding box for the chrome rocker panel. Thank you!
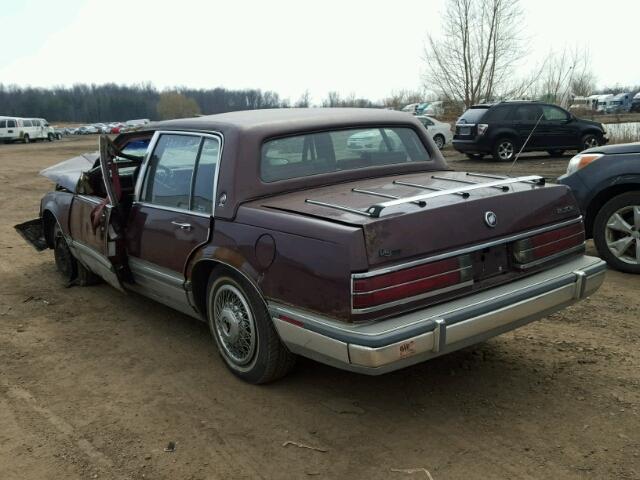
[269,255,606,375]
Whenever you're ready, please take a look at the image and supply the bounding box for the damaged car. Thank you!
[16,108,607,383]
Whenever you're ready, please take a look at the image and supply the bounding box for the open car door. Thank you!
[71,135,131,291]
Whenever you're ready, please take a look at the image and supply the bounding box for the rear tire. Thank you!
[23,134,30,144]
[207,272,296,384]
[492,138,516,162]
[592,192,640,274]
[47,133,54,142]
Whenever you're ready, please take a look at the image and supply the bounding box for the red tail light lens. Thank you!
[512,222,585,266]
[352,255,473,311]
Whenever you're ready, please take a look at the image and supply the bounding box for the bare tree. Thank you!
[533,47,595,106]
[295,90,311,108]
[322,91,342,107]
[381,89,426,110]
[423,0,526,107]
[322,91,376,108]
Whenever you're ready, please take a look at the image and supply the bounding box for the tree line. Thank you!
[0,83,290,122]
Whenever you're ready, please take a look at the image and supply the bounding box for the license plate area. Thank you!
[458,126,471,135]
[472,245,509,281]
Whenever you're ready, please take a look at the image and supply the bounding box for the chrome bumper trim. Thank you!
[270,255,607,375]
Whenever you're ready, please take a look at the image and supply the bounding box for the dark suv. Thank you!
[453,101,608,162]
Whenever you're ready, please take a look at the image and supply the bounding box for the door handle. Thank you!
[171,221,192,231]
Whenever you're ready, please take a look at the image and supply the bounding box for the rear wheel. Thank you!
[492,138,516,162]
[433,134,445,149]
[23,134,30,144]
[581,133,601,151]
[207,273,296,383]
[593,192,640,274]
[47,133,54,142]
[547,149,565,157]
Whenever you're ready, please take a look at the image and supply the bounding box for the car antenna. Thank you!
[507,111,545,176]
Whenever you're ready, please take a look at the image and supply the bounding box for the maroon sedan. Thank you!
[17,108,606,383]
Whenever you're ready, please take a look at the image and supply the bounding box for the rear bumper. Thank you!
[452,138,490,154]
[270,255,606,375]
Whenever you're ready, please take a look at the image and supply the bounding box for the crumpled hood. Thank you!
[39,152,98,192]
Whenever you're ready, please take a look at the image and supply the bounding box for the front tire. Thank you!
[581,133,601,151]
[433,134,445,149]
[53,225,77,282]
[593,192,640,274]
[492,138,516,162]
[207,273,296,383]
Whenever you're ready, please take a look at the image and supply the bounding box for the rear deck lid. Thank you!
[258,171,581,266]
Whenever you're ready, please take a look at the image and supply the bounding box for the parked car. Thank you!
[78,125,99,134]
[16,109,606,383]
[0,117,56,143]
[453,101,608,162]
[558,142,640,273]
[416,115,452,149]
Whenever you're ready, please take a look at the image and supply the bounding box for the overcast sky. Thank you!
[1,0,638,103]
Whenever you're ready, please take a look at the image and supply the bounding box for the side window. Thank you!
[7,119,16,128]
[420,118,434,126]
[23,120,32,127]
[0,120,6,128]
[32,120,40,127]
[485,106,511,122]
[191,137,220,214]
[512,105,541,122]
[542,105,568,121]
[143,134,201,210]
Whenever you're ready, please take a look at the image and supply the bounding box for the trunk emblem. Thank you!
[484,211,498,228]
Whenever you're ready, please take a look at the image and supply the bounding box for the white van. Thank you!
[0,117,56,143]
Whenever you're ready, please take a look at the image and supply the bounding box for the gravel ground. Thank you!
[0,137,639,480]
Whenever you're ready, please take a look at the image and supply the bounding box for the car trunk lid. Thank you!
[259,170,581,268]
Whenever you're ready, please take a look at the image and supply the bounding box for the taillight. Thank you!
[512,222,585,266]
[352,255,473,312]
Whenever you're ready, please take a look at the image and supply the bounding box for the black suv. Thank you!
[453,101,608,162]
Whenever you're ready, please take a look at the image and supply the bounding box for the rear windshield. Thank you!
[458,107,488,124]
[261,127,430,182]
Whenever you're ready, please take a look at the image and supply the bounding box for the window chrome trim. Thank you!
[134,201,211,218]
[352,216,583,280]
[76,194,102,205]
[133,130,224,216]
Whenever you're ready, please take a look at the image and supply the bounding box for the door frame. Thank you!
[126,130,224,313]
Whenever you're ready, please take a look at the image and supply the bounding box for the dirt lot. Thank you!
[1,137,639,480]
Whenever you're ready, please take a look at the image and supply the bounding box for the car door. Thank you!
[539,105,575,149]
[125,131,221,315]
[510,104,544,149]
[67,136,130,291]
